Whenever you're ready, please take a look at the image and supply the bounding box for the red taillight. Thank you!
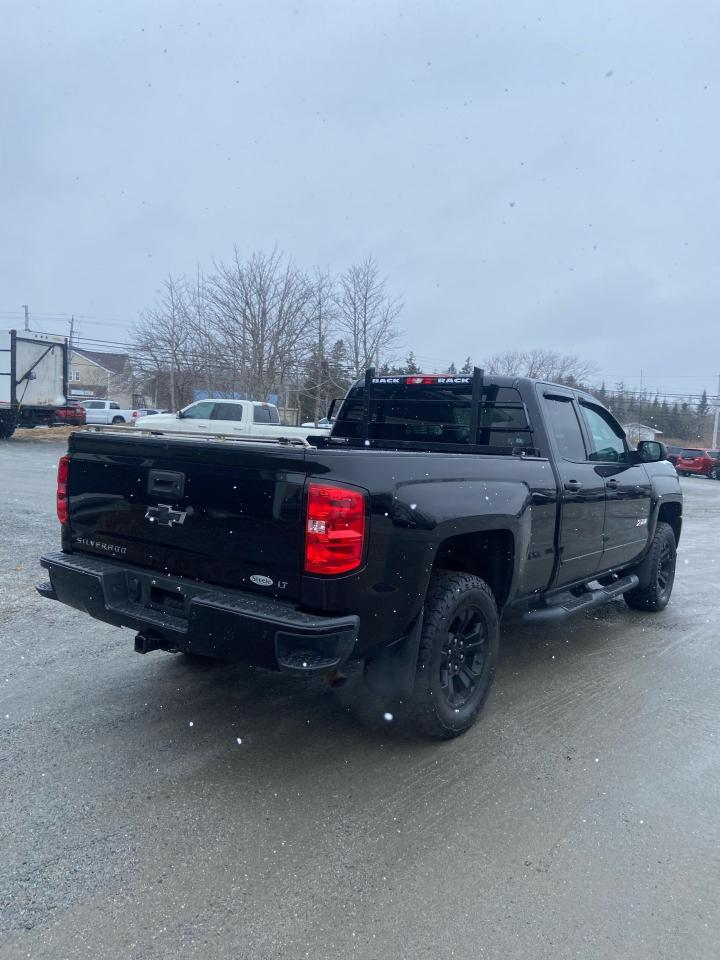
[57,455,69,525]
[304,482,366,575]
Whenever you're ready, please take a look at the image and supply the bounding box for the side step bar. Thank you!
[523,574,639,623]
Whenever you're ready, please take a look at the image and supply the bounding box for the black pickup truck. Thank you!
[39,370,682,738]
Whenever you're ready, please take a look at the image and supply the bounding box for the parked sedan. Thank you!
[674,448,720,478]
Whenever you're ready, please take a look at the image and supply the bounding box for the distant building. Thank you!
[68,348,138,407]
[622,422,663,446]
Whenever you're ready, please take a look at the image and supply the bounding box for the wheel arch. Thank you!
[657,500,682,545]
[431,529,515,610]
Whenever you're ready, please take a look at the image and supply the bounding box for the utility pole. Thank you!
[21,304,29,331]
[67,316,75,395]
[712,374,720,449]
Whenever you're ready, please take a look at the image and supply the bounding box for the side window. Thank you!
[580,403,626,462]
[253,405,280,424]
[543,396,587,461]
[211,403,243,422]
[181,401,215,419]
[109,402,120,410]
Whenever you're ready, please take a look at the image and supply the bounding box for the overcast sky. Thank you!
[2,0,719,399]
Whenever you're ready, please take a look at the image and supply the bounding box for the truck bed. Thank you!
[58,428,559,654]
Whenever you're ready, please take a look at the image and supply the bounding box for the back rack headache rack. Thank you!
[360,365,486,444]
[361,366,375,442]
[468,366,484,442]
[83,424,314,447]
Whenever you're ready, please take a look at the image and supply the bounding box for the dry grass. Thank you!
[10,426,88,443]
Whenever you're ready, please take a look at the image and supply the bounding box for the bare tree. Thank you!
[484,348,596,386]
[180,265,220,394]
[131,275,197,409]
[304,268,341,423]
[208,248,313,401]
[336,257,402,378]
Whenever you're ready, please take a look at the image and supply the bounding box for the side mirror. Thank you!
[637,440,666,462]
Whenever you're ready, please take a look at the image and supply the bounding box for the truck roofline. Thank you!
[348,373,597,399]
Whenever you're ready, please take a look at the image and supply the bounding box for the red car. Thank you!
[53,401,87,427]
[674,447,720,479]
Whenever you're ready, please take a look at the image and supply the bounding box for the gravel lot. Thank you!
[1,437,718,959]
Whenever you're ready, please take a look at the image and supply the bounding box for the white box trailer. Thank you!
[0,329,68,438]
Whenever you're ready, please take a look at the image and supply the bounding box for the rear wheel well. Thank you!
[432,530,514,609]
[657,502,681,545]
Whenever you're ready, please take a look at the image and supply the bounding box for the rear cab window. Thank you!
[332,376,534,453]
[253,404,280,424]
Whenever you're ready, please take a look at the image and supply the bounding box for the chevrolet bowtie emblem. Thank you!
[145,504,187,526]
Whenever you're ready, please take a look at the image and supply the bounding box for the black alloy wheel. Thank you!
[625,521,677,612]
[440,606,490,710]
[407,571,500,739]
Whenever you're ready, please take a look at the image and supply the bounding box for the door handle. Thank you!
[605,479,619,489]
[564,480,582,492]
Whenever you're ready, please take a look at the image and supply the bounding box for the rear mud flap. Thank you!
[363,611,424,701]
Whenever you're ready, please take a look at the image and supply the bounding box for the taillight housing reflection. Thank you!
[304,482,366,575]
[57,455,69,525]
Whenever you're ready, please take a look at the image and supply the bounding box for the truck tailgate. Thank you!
[65,432,309,601]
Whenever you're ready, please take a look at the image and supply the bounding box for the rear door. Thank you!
[13,333,66,407]
[210,401,248,434]
[540,390,606,586]
[578,401,652,570]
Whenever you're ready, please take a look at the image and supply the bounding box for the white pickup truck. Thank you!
[80,400,138,424]
[135,399,332,440]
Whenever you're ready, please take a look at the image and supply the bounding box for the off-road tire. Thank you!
[406,571,499,739]
[624,521,677,612]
